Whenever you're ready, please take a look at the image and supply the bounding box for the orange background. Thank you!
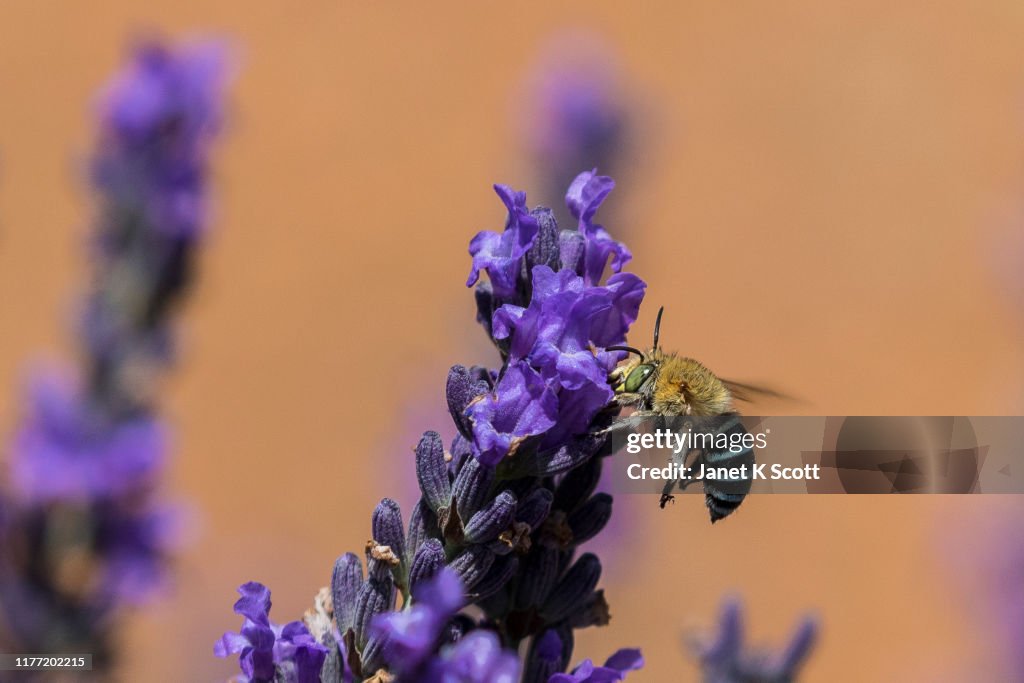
[1,2,1023,681]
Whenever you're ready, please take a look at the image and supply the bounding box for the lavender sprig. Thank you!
[0,38,229,666]
[693,599,818,683]
[217,170,645,682]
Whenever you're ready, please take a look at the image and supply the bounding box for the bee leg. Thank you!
[658,446,692,508]
[595,410,663,437]
[659,479,677,508]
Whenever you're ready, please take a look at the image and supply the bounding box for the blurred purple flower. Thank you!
[940,504,1024,680]
[10,370,167,504]
[95,39,228,239]
[0,36,231,664]
[423,630,521,683]
[94,500,179,605]
[525,37,629,224]
[368,568,465,675]
[532,64,623,162]
[694,599,817,683]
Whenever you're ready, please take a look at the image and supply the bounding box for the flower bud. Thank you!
[464,490,517,544]
[415,431,451,514]
[540,553,602,623]
[331,552,363,634]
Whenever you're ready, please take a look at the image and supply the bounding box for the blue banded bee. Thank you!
[607,307,782,522]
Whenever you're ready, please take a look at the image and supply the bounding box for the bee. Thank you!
[606,307,782,522]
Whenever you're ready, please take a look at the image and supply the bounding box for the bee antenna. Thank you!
[653,306,665,350]
[606,345,645,361]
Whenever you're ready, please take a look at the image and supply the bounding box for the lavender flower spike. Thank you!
[218,172,645,682]
[694,598,818,683]
[0,37,231,668]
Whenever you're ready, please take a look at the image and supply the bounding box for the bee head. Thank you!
[607,306,666,395]
[623,363,656,393]
[606,345,658,394]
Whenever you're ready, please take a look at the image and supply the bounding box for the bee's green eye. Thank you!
[624,364,655,393]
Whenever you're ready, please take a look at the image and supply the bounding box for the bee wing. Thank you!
[722,379,796,404]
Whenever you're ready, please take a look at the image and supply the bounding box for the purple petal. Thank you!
[587,272,645,349]
[213,631,250,657]
[774,616,818,675]
[582,227,632,284]
[416,566,465,614]
[566,170,615,229]
[10,369,168,503]
[468,362,558,465]
[233,582,272,627]
[704,599,744,665]
[465,184,540,300]
[603,648,644,673]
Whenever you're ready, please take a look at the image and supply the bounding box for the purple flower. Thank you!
[565,171,632,286]
[219,171,646,682]
[526,629,643,683]
[550,648,644,683]
[367,569,523,682]
[94,501,179,605]
[95,39,228,239]
[525,38,629,227]
[101,41,225,141]
[0,37,230,665]
[495,265,643,382]
[466,361,558,465]
[532,63,625,173]
[215,583,277,681]
[695,599,818,683]
[966,513,1024,680]
[369,567,465,674]
[467,185,540,301]
[489,264,644,446]
[215,582,328,683]
[422,630,521,683]
[9,369,167,504]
